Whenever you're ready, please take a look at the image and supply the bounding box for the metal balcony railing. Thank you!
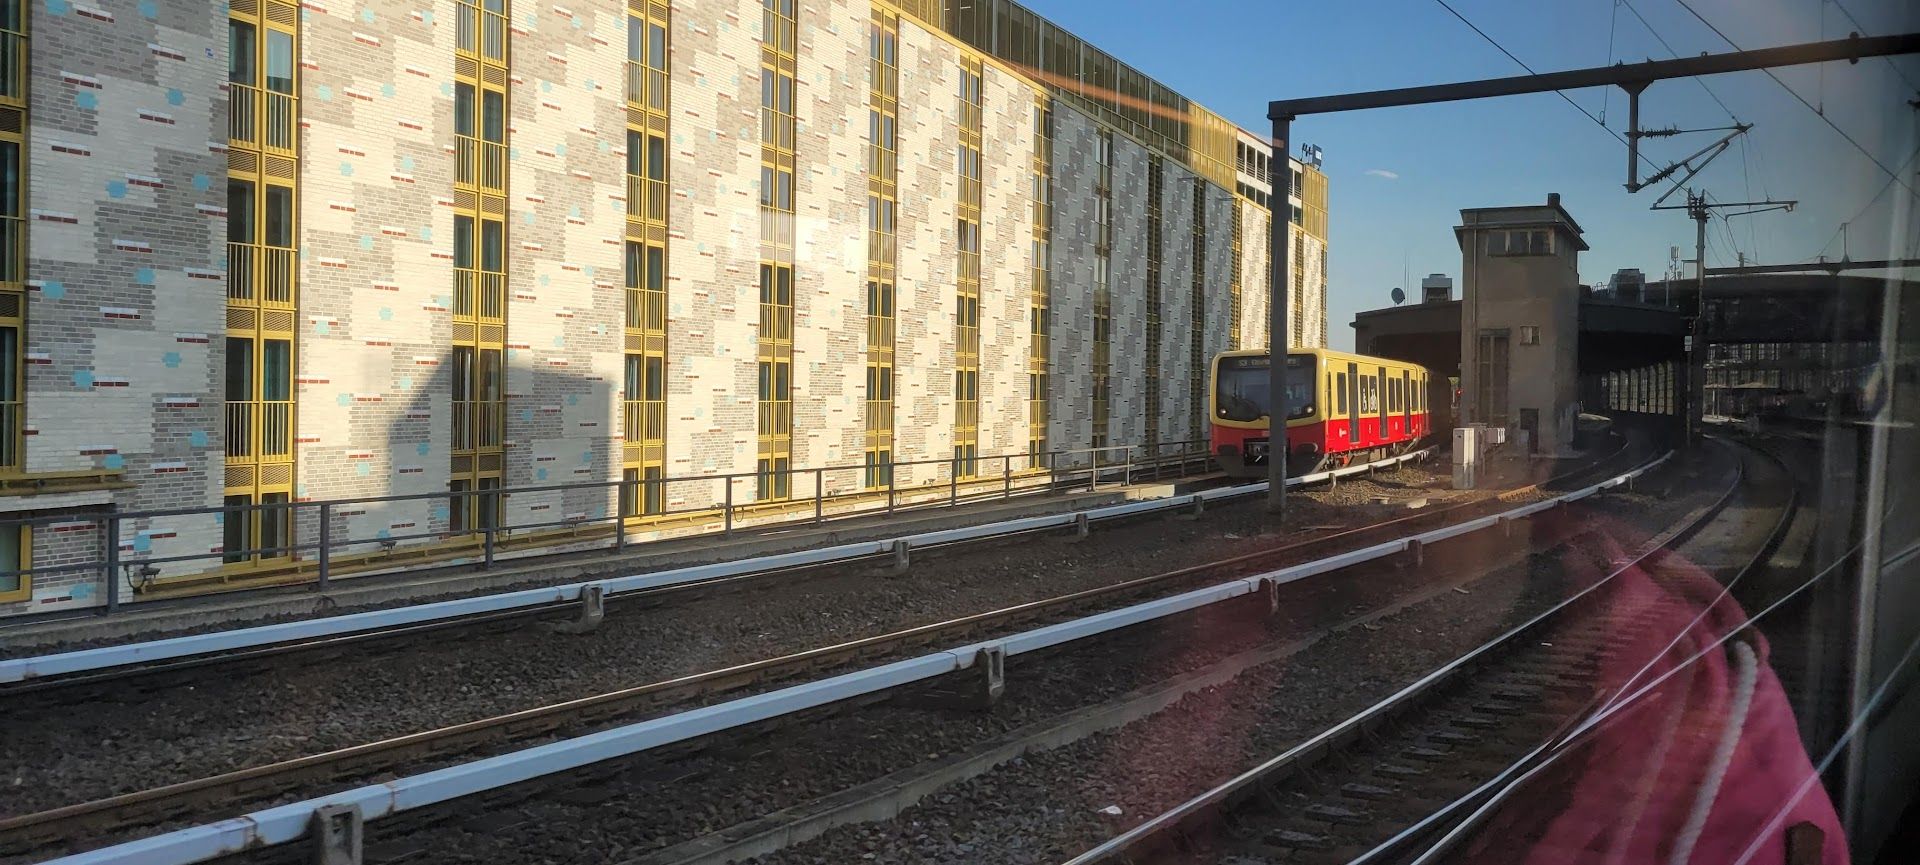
[0,400,20,473]
[456,2,507,63]
[759,307,792,344]
[865,399,893,435]
[866,232,896,264]
[865,315,894,349]
[454,268,505,323]
[757,400,792,437]
[960,177,982,207]
[763,10,795,55]
[870,61,896,99]
[623,399,666,445]
[452,399,504,452]
[0,216,24,286]
[626,61,666,112]
[868,148,896,180]
[226,243,296,308]
[455,134,507,192]
[624,175,667,223]
[225,400,293,460]
[625,288,666,333]
[761,110,795,151]
[228,81,259,149]
[228,82,297,156]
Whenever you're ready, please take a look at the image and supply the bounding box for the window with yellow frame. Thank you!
[1,0,25,478]
[0,522,28,603]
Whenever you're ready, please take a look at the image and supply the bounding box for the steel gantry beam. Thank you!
[1259,32,1918,514]
[1267,34,1920,119]
[1707,258,1920,276]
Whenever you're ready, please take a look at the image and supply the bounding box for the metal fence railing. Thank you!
[0,440,1216,615]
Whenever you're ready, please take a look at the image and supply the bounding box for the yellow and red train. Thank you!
[1210,348,1435,478]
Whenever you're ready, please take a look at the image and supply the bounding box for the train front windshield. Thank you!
[1216,354,1314,423]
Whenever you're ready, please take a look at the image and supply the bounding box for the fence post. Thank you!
[615,480,628,554]
[1003,454,1012,498]
[1090,449,1099,492]
[887,462,897,514]
[102,515,121,615]
[814,468,824,524]
[723,478,734,536]
[316,502,332,592]
[950,457,959,506]
[1049,450,1058,492]
[483,517,496,569]
[1125,447,1134,487]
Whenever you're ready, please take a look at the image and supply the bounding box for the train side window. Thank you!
[1337,372,1348,415]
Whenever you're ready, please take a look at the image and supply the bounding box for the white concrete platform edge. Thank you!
[1,449,1438,683]
[43,450,1670,865]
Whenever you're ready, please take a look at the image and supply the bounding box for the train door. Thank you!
[1376,365,1388,446]
[1346,362,1360,451]
[1401,370,1412,441]
[1414,371,1426,436]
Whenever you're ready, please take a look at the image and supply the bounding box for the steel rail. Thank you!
[25,447,1670,865]
[1351,438,1800,865]
[7,435,1638,701]
[0,442,1639,853]
[0,444,1453,689]
[1058,441,1750,865]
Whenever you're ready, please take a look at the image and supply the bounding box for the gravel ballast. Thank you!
[2,467,1457,818]
[220,450,1730,865]
[338,530,1622,865]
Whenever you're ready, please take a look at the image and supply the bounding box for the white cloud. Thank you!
[1365,168,1400,180]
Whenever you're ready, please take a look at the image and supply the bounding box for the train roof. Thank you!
[1214,347,1429,370]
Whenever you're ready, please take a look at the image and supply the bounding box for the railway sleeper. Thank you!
[1339,782,1397,801]
[1373,762,1428,779]
[1264,828,1334,850]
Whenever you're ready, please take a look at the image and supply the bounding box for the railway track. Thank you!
[0,441,1658,865]
[0,447,1454,696]
[1059,438,1795,865]
[3,440,1656,862]
[1,436,1633,699]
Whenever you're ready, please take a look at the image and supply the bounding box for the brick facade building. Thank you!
[0,0,1329,614]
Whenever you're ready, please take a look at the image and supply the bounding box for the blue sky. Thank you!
[1026,0,1920,349]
